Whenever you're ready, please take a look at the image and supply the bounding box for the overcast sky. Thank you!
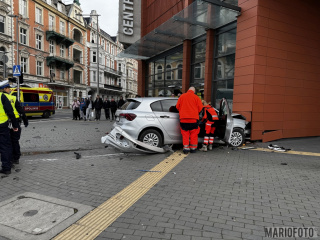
[64,0,120,36]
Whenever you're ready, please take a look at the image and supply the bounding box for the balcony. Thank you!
[103,67,122,77]
[103,84,123,92]
[46,56,74,70]
[46,31,75,48]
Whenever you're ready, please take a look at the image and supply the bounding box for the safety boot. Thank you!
[208,144,213,151]
[199,144,207,152]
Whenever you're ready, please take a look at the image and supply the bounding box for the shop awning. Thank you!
[117,0,240,60]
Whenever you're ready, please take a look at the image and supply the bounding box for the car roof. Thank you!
[127,97,177,103]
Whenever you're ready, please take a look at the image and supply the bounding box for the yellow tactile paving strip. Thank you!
[249,147,320,157]
[53,151,187,240]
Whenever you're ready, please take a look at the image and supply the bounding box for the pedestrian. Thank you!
[176,87,203,154]
[103,97,110,120]
[118,96,125,109]
[2,82,28,165]
[110,98,117,121]
[80,98,86,120]
[199,100,219,152]
[71,99,80,120]
[0,80,19,175]
[86,96,93,121]
[93,95,103,121]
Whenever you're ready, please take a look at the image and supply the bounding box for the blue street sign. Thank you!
[13,65,21,77]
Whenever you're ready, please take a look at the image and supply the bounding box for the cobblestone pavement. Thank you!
[1,116,320,239]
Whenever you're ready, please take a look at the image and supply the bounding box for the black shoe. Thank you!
[12,160,19,165]
[190,149,197,153]
[0,169,11,174]
[183,149,190,154]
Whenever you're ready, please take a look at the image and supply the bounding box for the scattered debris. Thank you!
[268,144,291,152]
[74,152,81,159]
[136,170,161,173]
[241,147,256,150]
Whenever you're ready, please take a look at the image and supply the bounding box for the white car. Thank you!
[102,98,250,153]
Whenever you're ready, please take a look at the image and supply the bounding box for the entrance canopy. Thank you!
[118,0,240,60]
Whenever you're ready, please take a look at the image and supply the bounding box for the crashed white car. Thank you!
[101,98,250,153]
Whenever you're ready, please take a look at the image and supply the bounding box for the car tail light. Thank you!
[119,113,137,121]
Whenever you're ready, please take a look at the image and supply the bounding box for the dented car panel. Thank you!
[101,126,169,154]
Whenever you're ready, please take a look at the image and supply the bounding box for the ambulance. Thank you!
[10,87,55,118]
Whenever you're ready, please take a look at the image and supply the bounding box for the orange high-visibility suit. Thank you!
[201,104,219,145]
[176,90,203,153]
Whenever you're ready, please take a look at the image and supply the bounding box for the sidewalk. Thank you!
[1,131,320,239]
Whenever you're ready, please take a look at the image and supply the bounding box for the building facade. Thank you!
[119,0,320,142]
[84,11,138,101]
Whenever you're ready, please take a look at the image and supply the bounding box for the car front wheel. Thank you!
[139,129,163,148]
[229,128,245,147]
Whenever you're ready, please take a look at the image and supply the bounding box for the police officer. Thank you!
[2,80,28,165]
[0,80,19,174]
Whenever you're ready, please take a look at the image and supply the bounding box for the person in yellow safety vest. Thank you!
[0,80,19,175]
[199,100,219,152]
[2,81,28,166]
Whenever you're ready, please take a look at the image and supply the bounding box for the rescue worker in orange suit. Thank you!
[176,87,203,154]
[199,100,219,152]
[0,80,19,175]
[2,80,28,165]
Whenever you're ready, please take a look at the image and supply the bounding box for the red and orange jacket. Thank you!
[202,104,219,122]
[176,90,203,123]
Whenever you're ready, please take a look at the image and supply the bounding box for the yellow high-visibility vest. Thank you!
[5,94,19,118]
[0,92,9,124]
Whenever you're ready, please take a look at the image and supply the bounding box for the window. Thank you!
[99,53,102,64]
[92,71,96,82]
[20,28,27,45]
[49,15,54,30]
[60,44,65,57]
[60,21,65,34]
[20,57,27,73]
[177,64,183,80]
[0,47,5,66]
[118,79,121,87]
[92,51,96,63]
[36,34,42,50]
[150,101,162,112]
[161,99,178,112]
[118,63,122,72]
[0,15,4,33]
[111,45,114,55]
[36,61,43,76]
[49,65,55,78]
[23,93,39,102]
[107,42,109,52]
[99,72,102,83]
[111,79,114,85]
[49,40,54,54]
[166,65,172,80]
[35,7,42,24]
[111,60,114,69]
[60,69,65,80]
[20,0,27,17]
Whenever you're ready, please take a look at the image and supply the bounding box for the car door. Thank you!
[152,99,181,140]
[216,98,234,144]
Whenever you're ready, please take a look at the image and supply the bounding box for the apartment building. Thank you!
[84,10,138,101]
[10,0,87,108]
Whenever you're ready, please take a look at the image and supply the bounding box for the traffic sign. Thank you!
[13,65,21,77]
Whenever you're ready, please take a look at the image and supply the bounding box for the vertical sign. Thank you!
[118,0,141,46]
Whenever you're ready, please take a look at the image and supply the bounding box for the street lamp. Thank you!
[8,14,20,101]
[77,12,101,97]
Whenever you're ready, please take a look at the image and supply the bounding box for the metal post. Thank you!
[96,15,99,96]
[16,16,20,101]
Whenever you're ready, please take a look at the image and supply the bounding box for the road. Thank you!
[0,110,319,240]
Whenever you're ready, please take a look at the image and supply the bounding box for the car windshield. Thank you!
[121,100,141,110]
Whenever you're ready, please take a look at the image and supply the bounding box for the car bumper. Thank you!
[101,126,170,154]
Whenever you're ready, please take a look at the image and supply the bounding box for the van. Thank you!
[10,87,55,118]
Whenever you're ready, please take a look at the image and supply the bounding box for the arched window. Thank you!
[73,29,82,43]
[166,64,172,80]
[157,65,162,80]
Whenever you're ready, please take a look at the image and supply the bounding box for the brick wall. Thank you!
[234,0,320,141]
